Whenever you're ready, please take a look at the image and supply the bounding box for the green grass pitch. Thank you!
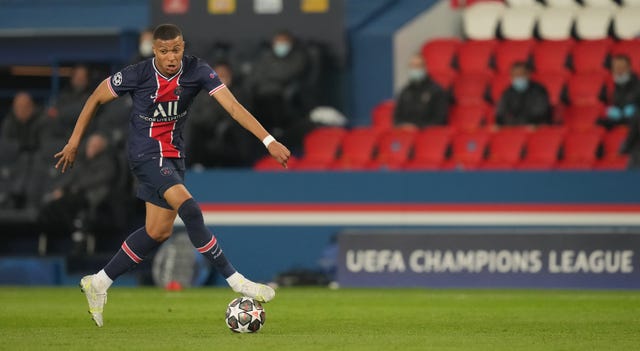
[1,287,639,350]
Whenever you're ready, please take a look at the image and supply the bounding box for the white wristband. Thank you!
[262,135,276,148]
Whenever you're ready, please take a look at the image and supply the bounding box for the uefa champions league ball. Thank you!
[225,297,266,333]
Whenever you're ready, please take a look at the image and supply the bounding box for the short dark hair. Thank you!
[153,24,182,41]
[511,61,529,72]
[612,54,631,66]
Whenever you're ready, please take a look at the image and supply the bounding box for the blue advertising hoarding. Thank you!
[337,230,640,289]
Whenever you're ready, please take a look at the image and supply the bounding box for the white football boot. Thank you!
[229,273,275,302]
[79,275,107,327]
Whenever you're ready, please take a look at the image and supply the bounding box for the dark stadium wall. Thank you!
[150,0,346,63]
[185,170,640,282]
[0,0,148,30]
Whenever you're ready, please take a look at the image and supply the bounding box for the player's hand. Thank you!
[267,141,291,169]
[54,143,79,173]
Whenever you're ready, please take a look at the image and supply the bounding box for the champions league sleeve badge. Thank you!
[112,72,123,86]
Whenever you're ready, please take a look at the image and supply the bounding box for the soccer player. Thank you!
[54,24,291,327]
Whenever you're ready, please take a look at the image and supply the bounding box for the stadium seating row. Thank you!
[254,126,629,171]
[422,38,639,88]
[371,100,606,133]
[463,0,640,40]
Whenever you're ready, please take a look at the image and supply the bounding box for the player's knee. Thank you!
[177,198,203,224]
[146,226,172,241]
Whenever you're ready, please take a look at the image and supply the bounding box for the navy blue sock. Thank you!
[178,198,237,278]
[103,227,161,280]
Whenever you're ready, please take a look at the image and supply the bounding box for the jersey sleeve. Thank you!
[106,64,138,97]
[197,61,225,95]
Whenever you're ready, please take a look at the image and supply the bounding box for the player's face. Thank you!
[153,36,185,76]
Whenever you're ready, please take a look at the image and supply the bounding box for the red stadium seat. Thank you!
[489,74,512,104]
[601,126,629,158]
[531,72,568,106]
[449,103,490,131]
[294,127,347,170]
[570,39,613,74]
[563,103,605,131]
[566,72,607,106]
[531,39,574,74]
[254,155,297,171]
[368,129,418,170]
[595,126,630,170]
[457,40,498,74]
[331,128,379,170]
[479,127,530,170]
[421,38,461,76]
[610,39,640,74]
[556,128,604,170]
[443,130,491,170]
[404,127,454,170]
[517,126,566,170]
[494,39,536,73]
[371,100,395,133]
[452,73,492,105]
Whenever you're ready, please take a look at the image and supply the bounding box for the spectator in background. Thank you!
[496,62,551,126]
[131,28,154,63]
[47,65,93,139]
[38,133,117,252]
[393,54,448,128]
[251,30,308,138]
[600,55,640,128]
[186,61,256,168]
[2,91,44,153]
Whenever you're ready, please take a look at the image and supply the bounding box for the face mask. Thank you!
[273,42,291,58]
[408,68,426,82]
[614,73,631,85]
[512,77,529,92]
[139,40,153,57]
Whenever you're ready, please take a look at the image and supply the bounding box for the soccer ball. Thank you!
[225,296,266,333]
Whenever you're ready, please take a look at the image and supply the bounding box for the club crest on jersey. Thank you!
[112,72,123,86]
[174,86,183,95]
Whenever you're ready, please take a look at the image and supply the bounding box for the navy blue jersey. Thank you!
[106,56,224,162]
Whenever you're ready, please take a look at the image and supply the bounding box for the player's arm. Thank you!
[54,79,117,172]
[212,87,291,168]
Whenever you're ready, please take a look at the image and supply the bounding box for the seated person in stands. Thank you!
[47,65,93,139]
[2,91,44,153]
[251,30,308,137]
[38,133,117,253]
[393,54,448,128]
[600,54,640,128]
[186,61,256,168]
[131,27,155,63]
[496,62,551,126]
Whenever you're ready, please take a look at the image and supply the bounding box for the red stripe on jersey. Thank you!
[150,72,181,158]
[154,73,181,102]
[151,121,180,158]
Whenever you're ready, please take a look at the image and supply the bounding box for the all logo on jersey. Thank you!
[112,72,123,86]
[174,86,183,95]
[154,101,179,118]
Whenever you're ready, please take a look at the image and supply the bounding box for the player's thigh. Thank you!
[145,201,177,241]
[162,183,194,210]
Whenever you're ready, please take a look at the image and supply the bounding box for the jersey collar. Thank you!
[152,58,183,81]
